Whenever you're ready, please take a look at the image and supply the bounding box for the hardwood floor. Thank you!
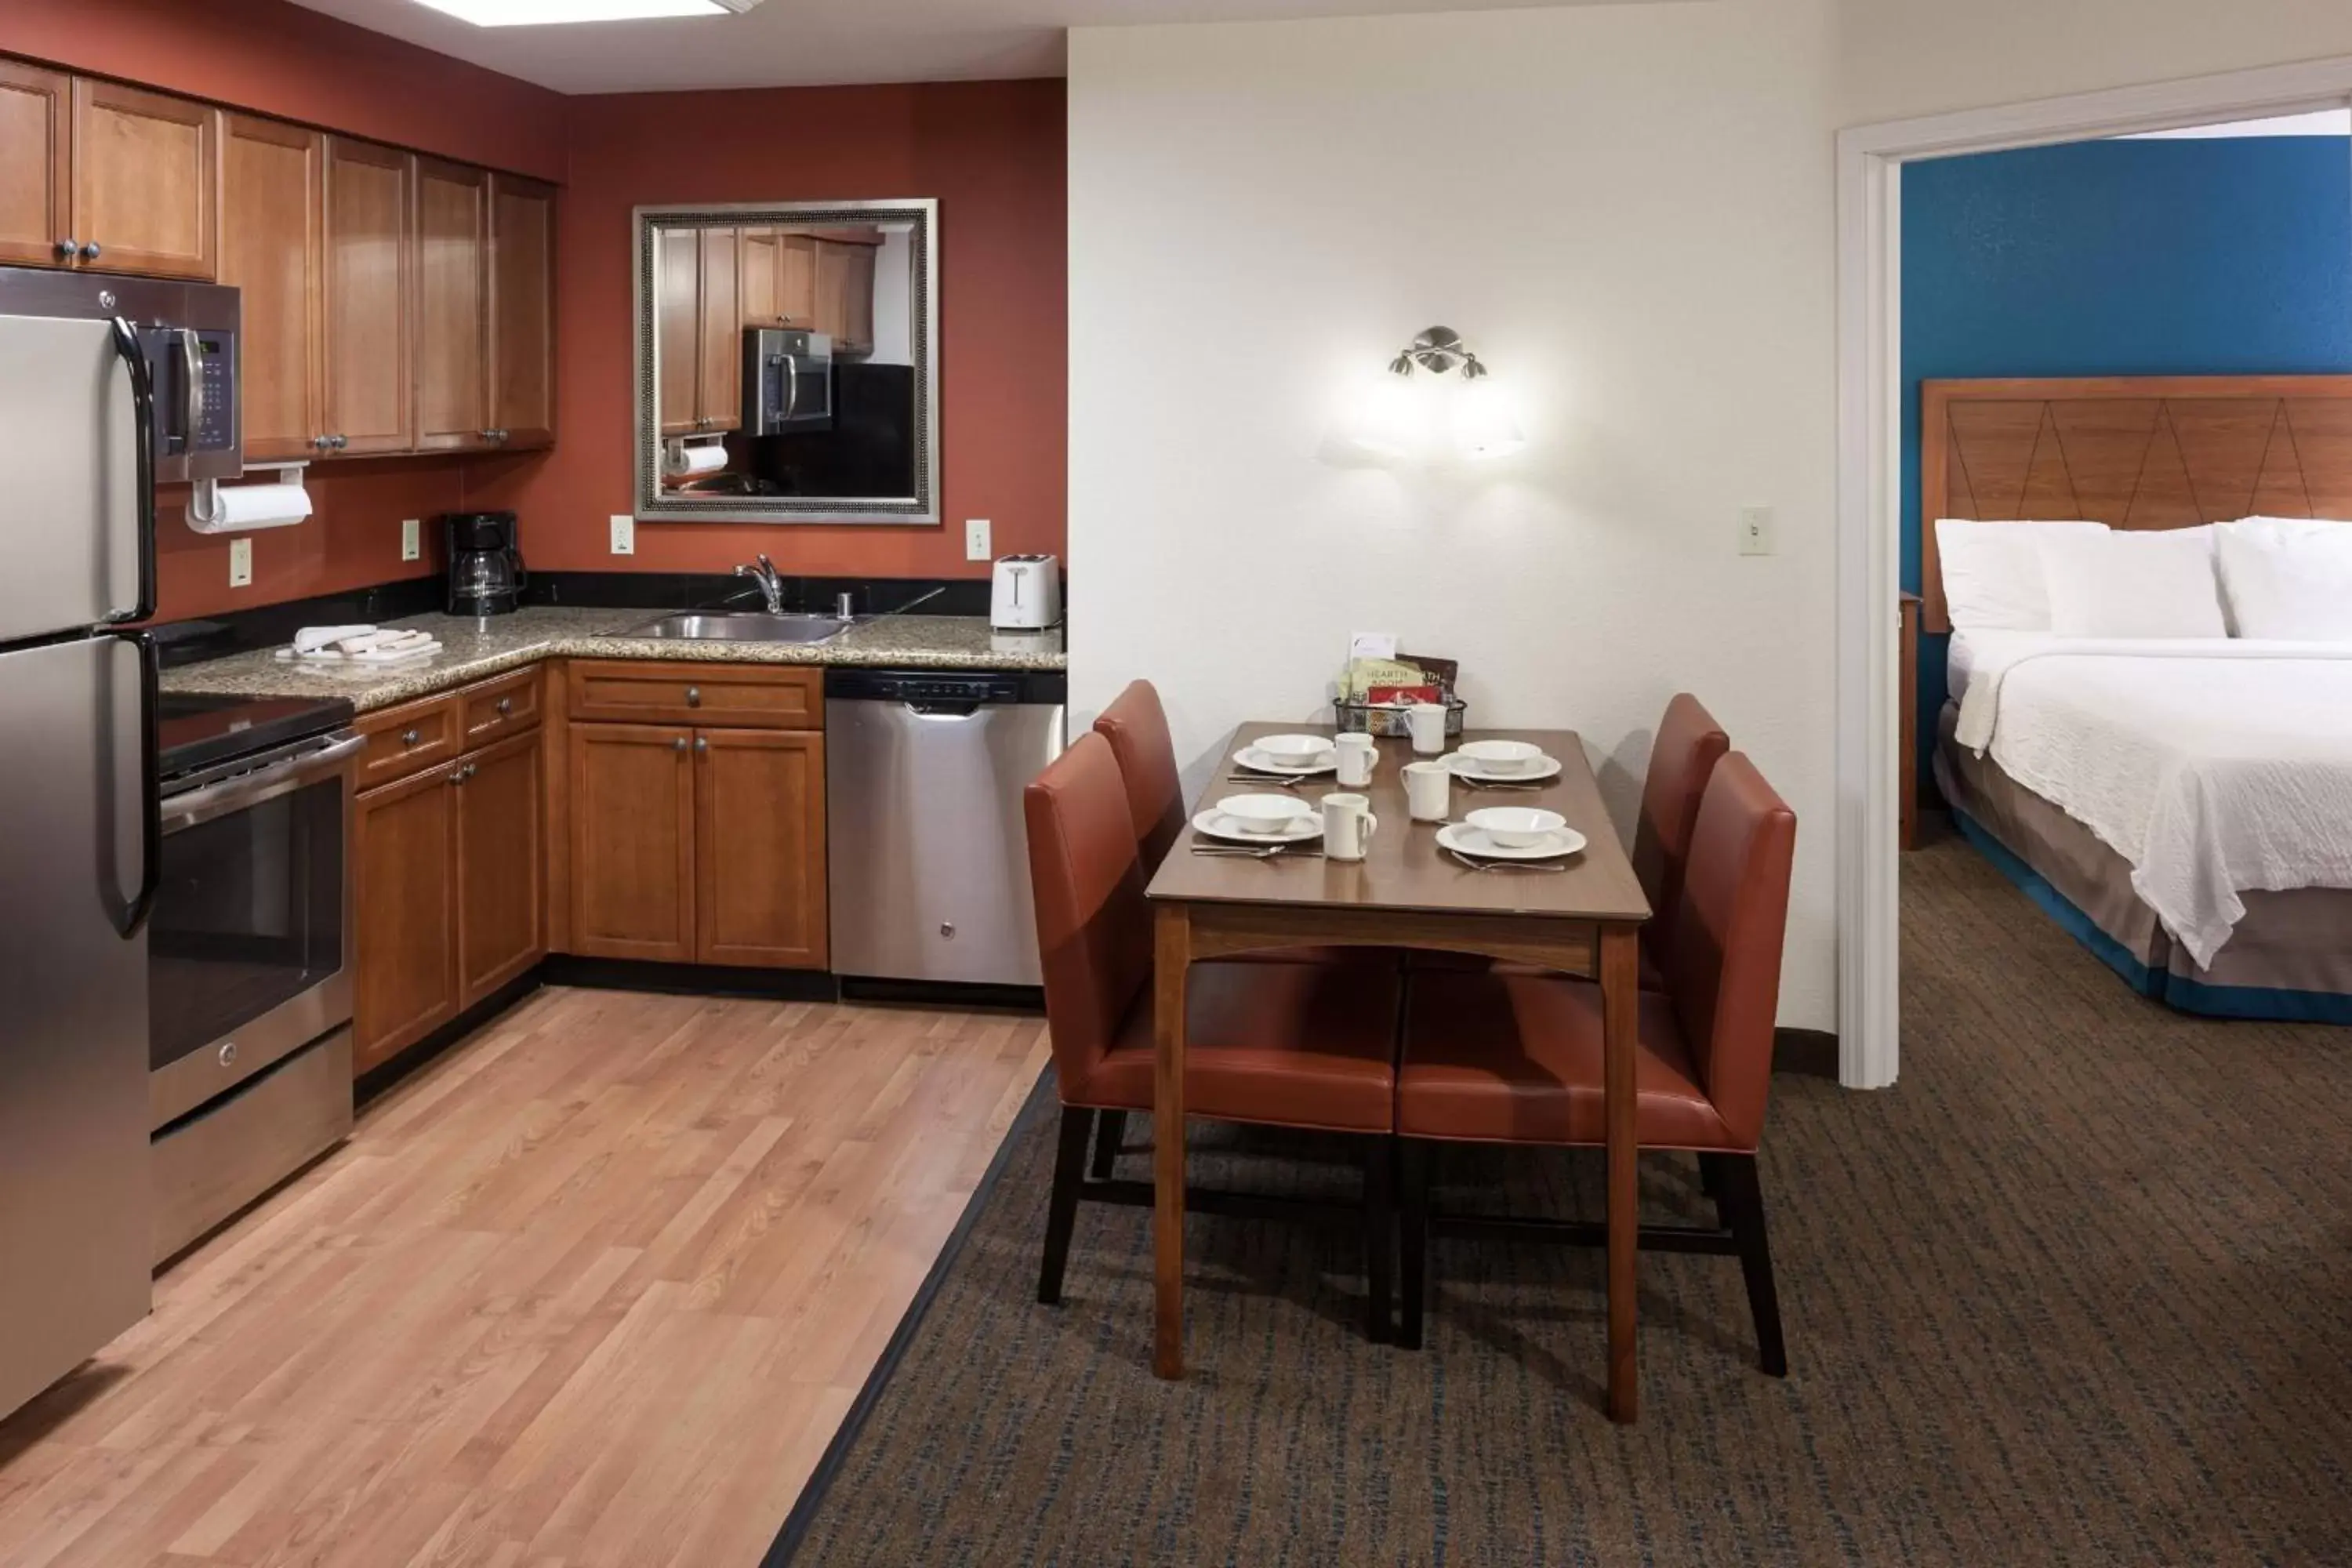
[0,986,1051,1568]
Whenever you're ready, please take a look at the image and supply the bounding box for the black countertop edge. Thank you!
[154,572,1003,670]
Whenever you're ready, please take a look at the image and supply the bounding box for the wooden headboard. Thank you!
[1920,376,2352,632]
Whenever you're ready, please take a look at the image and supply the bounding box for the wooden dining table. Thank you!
[1143,722,1654,1421]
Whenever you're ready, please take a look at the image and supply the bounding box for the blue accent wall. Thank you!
[1900,136,2352,779]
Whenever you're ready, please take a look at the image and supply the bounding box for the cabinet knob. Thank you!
[400,728,421,746]
[493,429,509,443]
[495,697,513,716]
[695,736,708,753]
[313,434,335,450]
[672,736,688,753]
[333,435,350,450]
[80,241,100,262]
[465,763,478,780]
[684,686,701,707]
[55,238,76,258]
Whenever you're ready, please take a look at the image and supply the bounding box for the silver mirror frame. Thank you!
[631,198,941,525]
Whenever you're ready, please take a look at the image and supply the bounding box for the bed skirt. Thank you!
[1933,702,2352,1023]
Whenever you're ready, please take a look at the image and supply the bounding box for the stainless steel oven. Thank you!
[149,694,358,1263]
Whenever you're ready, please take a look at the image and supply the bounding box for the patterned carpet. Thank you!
[771,834,2352,1566]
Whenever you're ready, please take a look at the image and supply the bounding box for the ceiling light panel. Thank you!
[408,0,759,26]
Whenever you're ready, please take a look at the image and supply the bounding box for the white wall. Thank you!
[869,226,914,367]
[1069,2,1845,1026]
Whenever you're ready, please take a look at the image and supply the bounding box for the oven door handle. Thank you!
[161,731,364,833]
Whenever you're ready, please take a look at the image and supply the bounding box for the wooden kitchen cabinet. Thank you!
[0,61,71,267]
[813,236,876,354]
[71,78,218,280]
[657,225,702,437]
[353,760,461,1073]
[456,728,544,1004]
[488,173,556,449]
[696,729,828,968]
[739,226,777,326]
[321,136,414,456]
[568,722,699,962]
[220,114,323,463]
[776,234,818,330]
[412,156,488,452]
[696,225,741,433]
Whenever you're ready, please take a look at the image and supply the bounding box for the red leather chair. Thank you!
[1394,752,1797,1373]
[1025,731,1404,1339]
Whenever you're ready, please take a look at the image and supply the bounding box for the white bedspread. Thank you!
[1952,634,2352,967]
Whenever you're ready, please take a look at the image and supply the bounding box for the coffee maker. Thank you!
[443,512,526,615]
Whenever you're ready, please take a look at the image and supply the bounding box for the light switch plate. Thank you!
[610,514,636,556]
[1738,506,1777,556]
[401,518,421,562]
[964,518,991,561]
[228,537,253,588]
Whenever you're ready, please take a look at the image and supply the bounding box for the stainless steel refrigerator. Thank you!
[0,267,241,1421]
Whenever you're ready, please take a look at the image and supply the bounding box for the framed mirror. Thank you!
[632,198,939,524]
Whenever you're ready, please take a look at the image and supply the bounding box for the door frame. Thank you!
[1834,56,2352,1088]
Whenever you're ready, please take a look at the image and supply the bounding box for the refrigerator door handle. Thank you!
[98,631,161,938]
[103,318,158,625]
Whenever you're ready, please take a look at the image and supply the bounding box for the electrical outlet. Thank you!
[228,537,253,588]
[401,518,421,562]
[1738,506,1777,557]
[610,514,636,556]
[964,518,992,561]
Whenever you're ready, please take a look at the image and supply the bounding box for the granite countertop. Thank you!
[159,607,1066,713]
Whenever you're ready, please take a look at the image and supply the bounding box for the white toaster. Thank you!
[990,554,1062,630]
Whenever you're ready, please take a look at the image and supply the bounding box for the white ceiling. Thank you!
[288,0,1593,93]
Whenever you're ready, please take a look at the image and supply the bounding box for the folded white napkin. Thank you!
[278,626,442,665]
[292,623,376,655]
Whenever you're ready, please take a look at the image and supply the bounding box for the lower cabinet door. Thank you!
[568,722,696,961]
[456,728,544,1005]
[353,761,460,1073]
[695,728,827,968]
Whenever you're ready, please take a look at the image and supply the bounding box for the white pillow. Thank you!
[2216,519,2352,640]
[2036,527,2227,639]
[1933,519,2111,631]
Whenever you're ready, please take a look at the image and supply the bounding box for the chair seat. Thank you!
[1399,971,1740,1151]
[1069,960,1400,1133]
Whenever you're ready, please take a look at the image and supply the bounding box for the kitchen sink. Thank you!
[632,612,853,644]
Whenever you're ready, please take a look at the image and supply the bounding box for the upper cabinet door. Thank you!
[412,157,488,452]
[71,78,218,280]
[655,226,701,437]
[813,238,878,353]
[487,173,555,449]
[220,115,323,463]
[775,234,816,330]
[321,137,414,456]
[0,62,71,268]
[739,226,778,328]
[696,225,740,433]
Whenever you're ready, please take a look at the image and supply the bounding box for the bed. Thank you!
[1922,375,2352,1021]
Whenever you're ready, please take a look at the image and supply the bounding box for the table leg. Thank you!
[1600,923,1639,1423]
[1152,902,1191,1380]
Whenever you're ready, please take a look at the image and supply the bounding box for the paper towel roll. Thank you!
[665,443,729,479]
[187,481,312,534]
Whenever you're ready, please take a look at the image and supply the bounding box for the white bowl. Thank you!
[1455,739,1542,773]
[1465,806,1566,849]
[1217,793,1314,835]
[1253,733,1335,767]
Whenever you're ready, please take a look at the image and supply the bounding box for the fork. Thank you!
[1193,843,1322,860]
[1446,848,1566,874]
[1225,771,1309,791]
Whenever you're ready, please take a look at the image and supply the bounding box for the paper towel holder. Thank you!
[187,462,312,534]
[662,434,729,480]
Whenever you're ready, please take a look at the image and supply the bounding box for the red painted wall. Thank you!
[0,0,567,177]
[467,78,1067,580]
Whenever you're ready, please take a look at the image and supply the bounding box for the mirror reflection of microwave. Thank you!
[745,328,833,435]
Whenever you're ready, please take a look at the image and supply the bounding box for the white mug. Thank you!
[1407,702,1449,756]
[1322,792,1378,862]
[1334,731,1376,787]
[1403,759,1451,822]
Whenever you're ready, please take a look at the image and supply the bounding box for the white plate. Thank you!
[1193,808,1326,845]
[1435,822,1587,861]
[1232,746,1338,777]
[1444,753,1563,785]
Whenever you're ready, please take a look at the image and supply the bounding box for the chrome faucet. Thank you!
[735,554,785,613]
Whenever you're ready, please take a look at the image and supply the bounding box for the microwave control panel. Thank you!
[187,331,236,453]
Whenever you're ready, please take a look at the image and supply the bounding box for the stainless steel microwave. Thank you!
[743,327,834,435]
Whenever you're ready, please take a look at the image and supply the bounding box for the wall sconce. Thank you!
[1345,325,1526,462]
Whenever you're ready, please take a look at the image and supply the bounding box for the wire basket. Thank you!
[1333,695,1467,739]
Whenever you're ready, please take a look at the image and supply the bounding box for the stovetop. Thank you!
[158,691,355,782]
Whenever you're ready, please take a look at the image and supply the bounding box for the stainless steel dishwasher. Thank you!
[826,668,1067,986]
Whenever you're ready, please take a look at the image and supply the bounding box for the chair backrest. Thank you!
[1661,752,1797,1150]
[1092,679,1187,873]
[1024,731,1155,1100]
[1630,693,1730,959]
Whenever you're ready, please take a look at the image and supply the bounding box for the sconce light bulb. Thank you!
[1451,376,1526,461]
